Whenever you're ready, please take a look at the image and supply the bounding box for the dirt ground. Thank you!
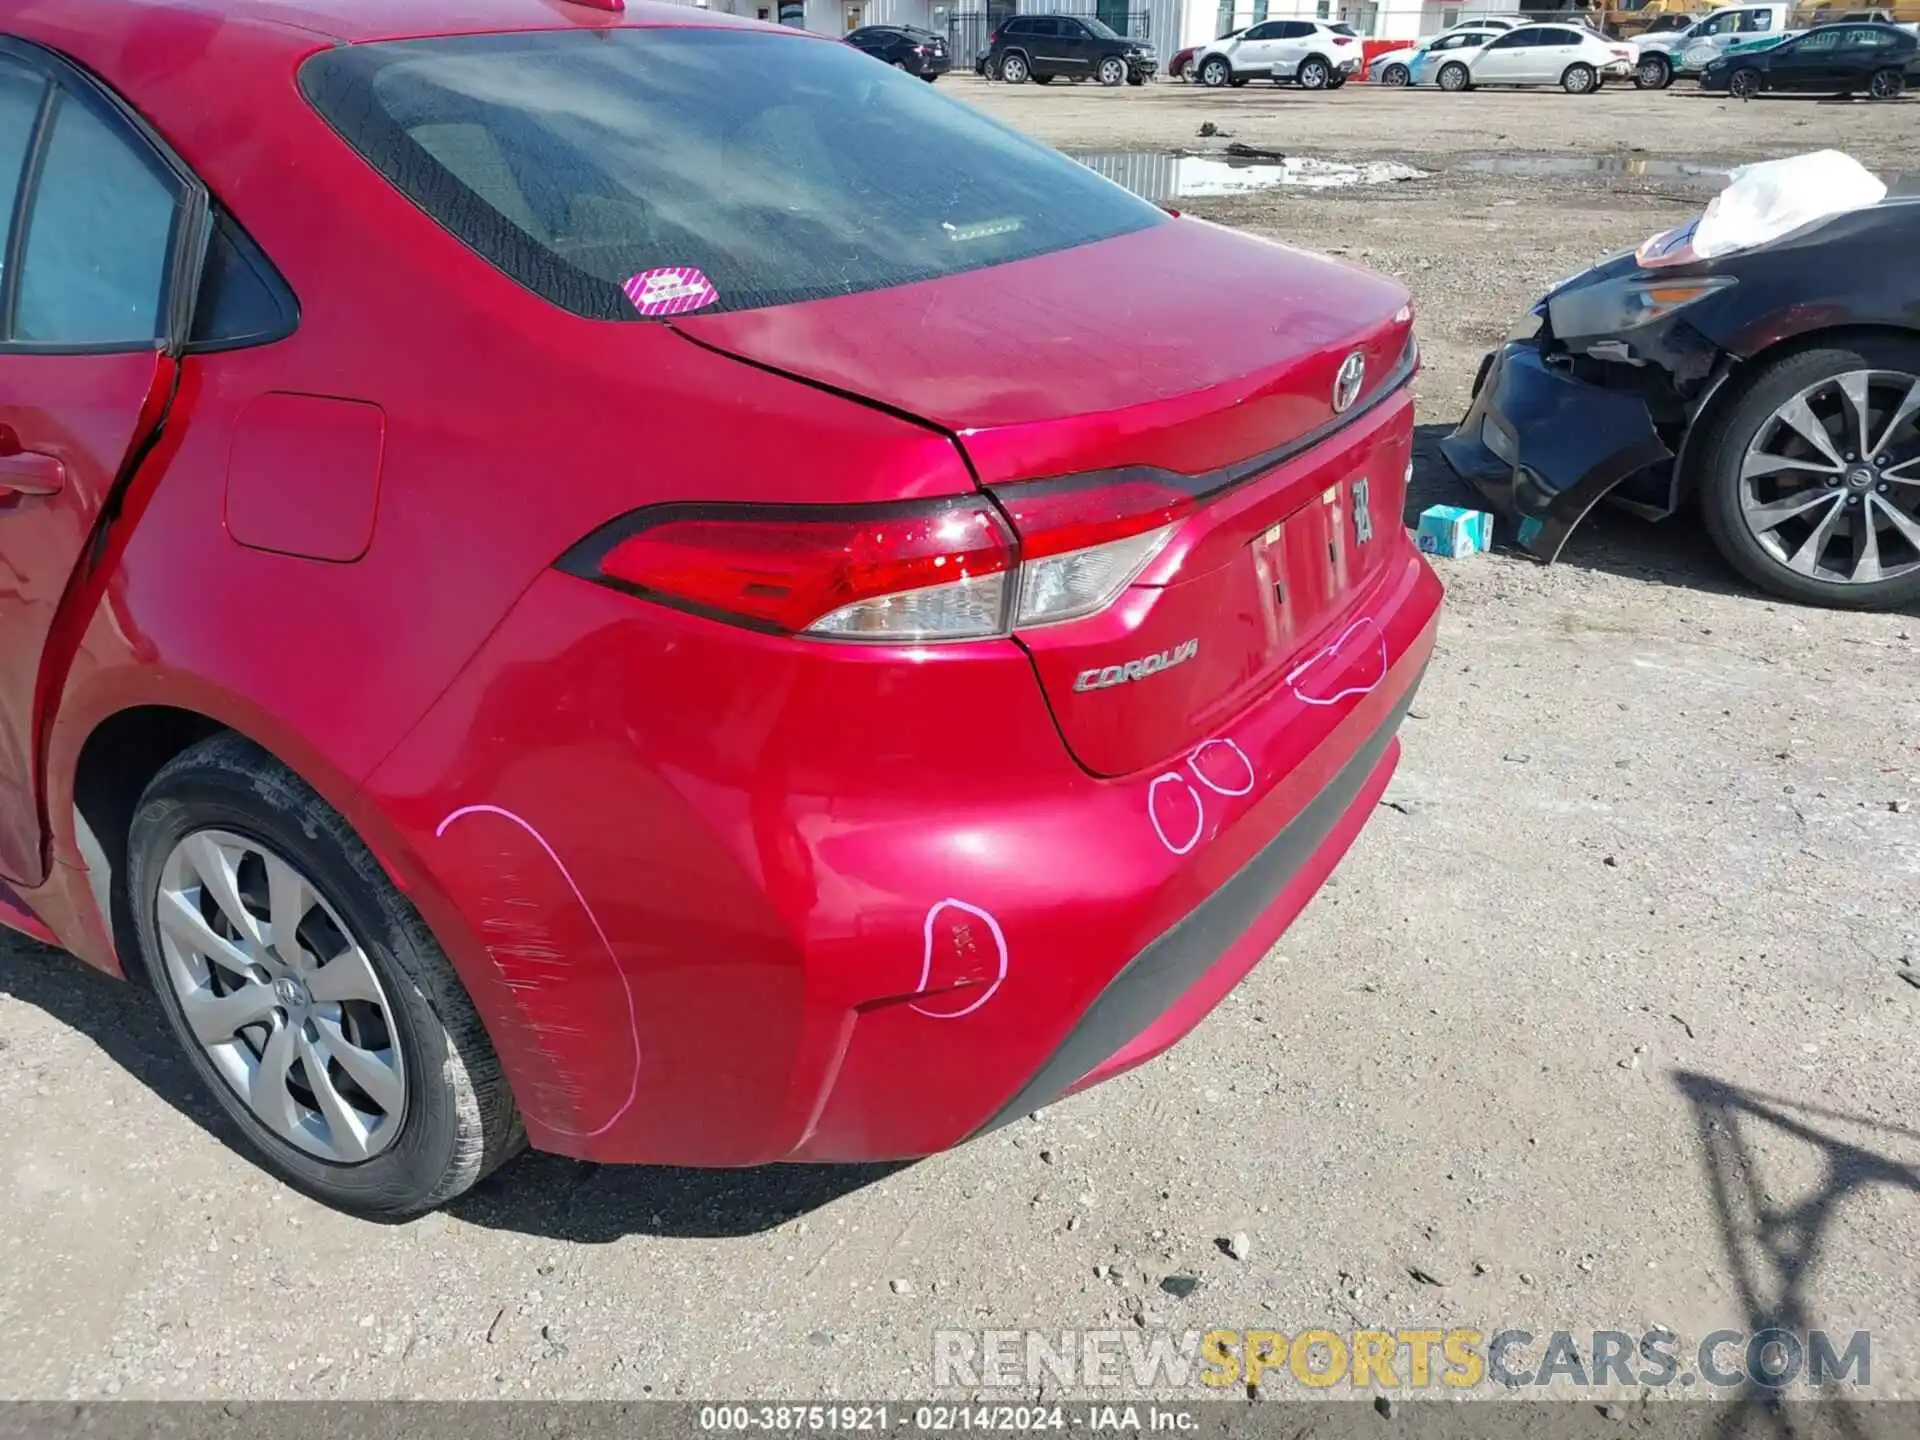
[2,79,1917,1408]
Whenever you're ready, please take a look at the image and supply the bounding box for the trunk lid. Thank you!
[675,219,1414,776]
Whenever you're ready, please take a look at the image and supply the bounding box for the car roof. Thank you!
[0,0,761,47]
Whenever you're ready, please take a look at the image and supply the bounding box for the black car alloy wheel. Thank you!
[999,51,1029,82]
[1380,63,1409,86]
[1699,340,1920,609]
[1098,55,1126,85]
[1729,66,1760,98]
[1635,53,1671,89]
[1869,66,1905,100]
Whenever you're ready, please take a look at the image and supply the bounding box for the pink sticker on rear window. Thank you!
[623,267,719,317]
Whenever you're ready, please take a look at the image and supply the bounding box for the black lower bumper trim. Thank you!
[976,668,1424,1133]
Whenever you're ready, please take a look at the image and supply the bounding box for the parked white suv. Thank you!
[1194,20,1363,90]
[1432,21,1635,92]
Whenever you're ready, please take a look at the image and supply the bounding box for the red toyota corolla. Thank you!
[0,0,1440,1215]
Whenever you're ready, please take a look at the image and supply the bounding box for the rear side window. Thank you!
[302,29,1161,320]
[0,60,44,283]
[15,89,179,346]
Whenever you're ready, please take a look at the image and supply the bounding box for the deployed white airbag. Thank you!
[1637,150,1887,268]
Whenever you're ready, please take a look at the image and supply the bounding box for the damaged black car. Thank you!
[1442,179,1920,609]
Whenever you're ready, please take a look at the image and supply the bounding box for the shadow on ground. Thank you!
[1675,1070,1920,1439]
[0,940,899,1239]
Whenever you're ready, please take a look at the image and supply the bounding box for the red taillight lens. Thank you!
[993,477,1192,628]
[569,481,1193,642]
[590,499,1015,640]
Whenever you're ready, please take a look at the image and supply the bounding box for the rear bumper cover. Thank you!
[979,661,1421,1132]
[1439,340,1673,561]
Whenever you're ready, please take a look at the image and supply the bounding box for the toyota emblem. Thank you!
[1333,352,1366,414]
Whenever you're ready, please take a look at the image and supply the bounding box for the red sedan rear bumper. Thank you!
[368,532,1440,1166]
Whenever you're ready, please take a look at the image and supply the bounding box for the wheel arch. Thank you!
[1675,322,1920,505]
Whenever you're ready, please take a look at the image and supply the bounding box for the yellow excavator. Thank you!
[1600,0,1919,37]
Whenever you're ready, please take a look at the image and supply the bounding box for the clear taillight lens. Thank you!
[1014,528,1172,626]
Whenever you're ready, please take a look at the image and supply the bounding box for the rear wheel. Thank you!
[1634,53,1671,89]
[1328,71,1347,88]
[999,51,1029,83]
[130,734,524,1217]
[1697,340,1920,610]
[1175,56,1193,81]
[1298,56,1331,89]
[1199,55,1231,87]
[1437,60,1471,91]
[1032,72,1055,83]
[1869,66,1905,100]
[1561,62,1596,94]
[1098,55,1126,86]
[1379,63,1410,86]
[1729,65,1761,98]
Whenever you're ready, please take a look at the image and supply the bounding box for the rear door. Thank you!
[1271,21,1316,76]
[1522,26,1579,80]
[0,43,207,884]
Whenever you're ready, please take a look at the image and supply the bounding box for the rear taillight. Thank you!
[994,476,1190,627]
[565,484,1190,643]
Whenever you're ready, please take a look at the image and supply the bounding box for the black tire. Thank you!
[1175,56,1193,81]
[1729,65,1761,99]
[1199,55,1231,87]
[1097,55,1126,86]
[999,50,1029,83]
[1437,60,1471,91]
[129,734,524,1217]
[1126,71,1146,86]
[1298,55,1331,89]
[923,74,938,82]
[1230,75,1251,86]
[1634,53,1671,89]
[1379,63,1410,86]
[1869,66,1905,100]
[1328,72,1347,88]
[1696,338,1920,611]
[1032,72,1055,83]
[1561,62,1596,94]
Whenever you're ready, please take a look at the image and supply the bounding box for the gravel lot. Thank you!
[2,78,1917,1408]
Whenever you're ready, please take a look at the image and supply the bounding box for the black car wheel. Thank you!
[1098,55,1126,86]
[1175,56,1193,81]
[1328,71,1347,88]
[1561,62,1597,94]
[1199,55,1231,86]
[1126,70,1146,86]
[999,51,1029,83]
[1298,56,1331,89]
[923,74,939,82]
[1698,339,1920,610]
[1379,62,1410,86]
[129,734,524,1217]
[1437,61,1471,91]
[1230,76,1251,86]
[1635,53,1671,89]
[1728,66,1761,99]
[1869,66,1905,100]
[1032,72,1055,83]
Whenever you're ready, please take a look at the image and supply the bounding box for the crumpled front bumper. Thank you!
[1438,340,1674,561]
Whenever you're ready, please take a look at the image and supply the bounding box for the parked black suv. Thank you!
[989,15,1158,86]
[845,25,953,80]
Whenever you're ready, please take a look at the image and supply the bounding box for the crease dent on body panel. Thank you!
[435,802,642,1138]
[30,352,181,883]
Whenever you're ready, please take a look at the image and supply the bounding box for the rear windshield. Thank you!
[301,28,1162,320]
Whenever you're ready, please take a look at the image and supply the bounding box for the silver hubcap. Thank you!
[1303,63,1325,86]
[1004,55,1025,80]
[1102,60,1122,81]
[1384,67,1406,85]
[1568,67,1591,91]
[157,830,407,1162]
[1739,368,1920,585]
[1441,66,1463,89]
[1640,60,1663,84]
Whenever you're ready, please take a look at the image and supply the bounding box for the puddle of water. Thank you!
[1460,154,1730,187]
[1072,151,1427,201]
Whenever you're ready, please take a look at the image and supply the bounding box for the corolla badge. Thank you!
[1333,351,1366,414]
[1073,638,1199,692]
